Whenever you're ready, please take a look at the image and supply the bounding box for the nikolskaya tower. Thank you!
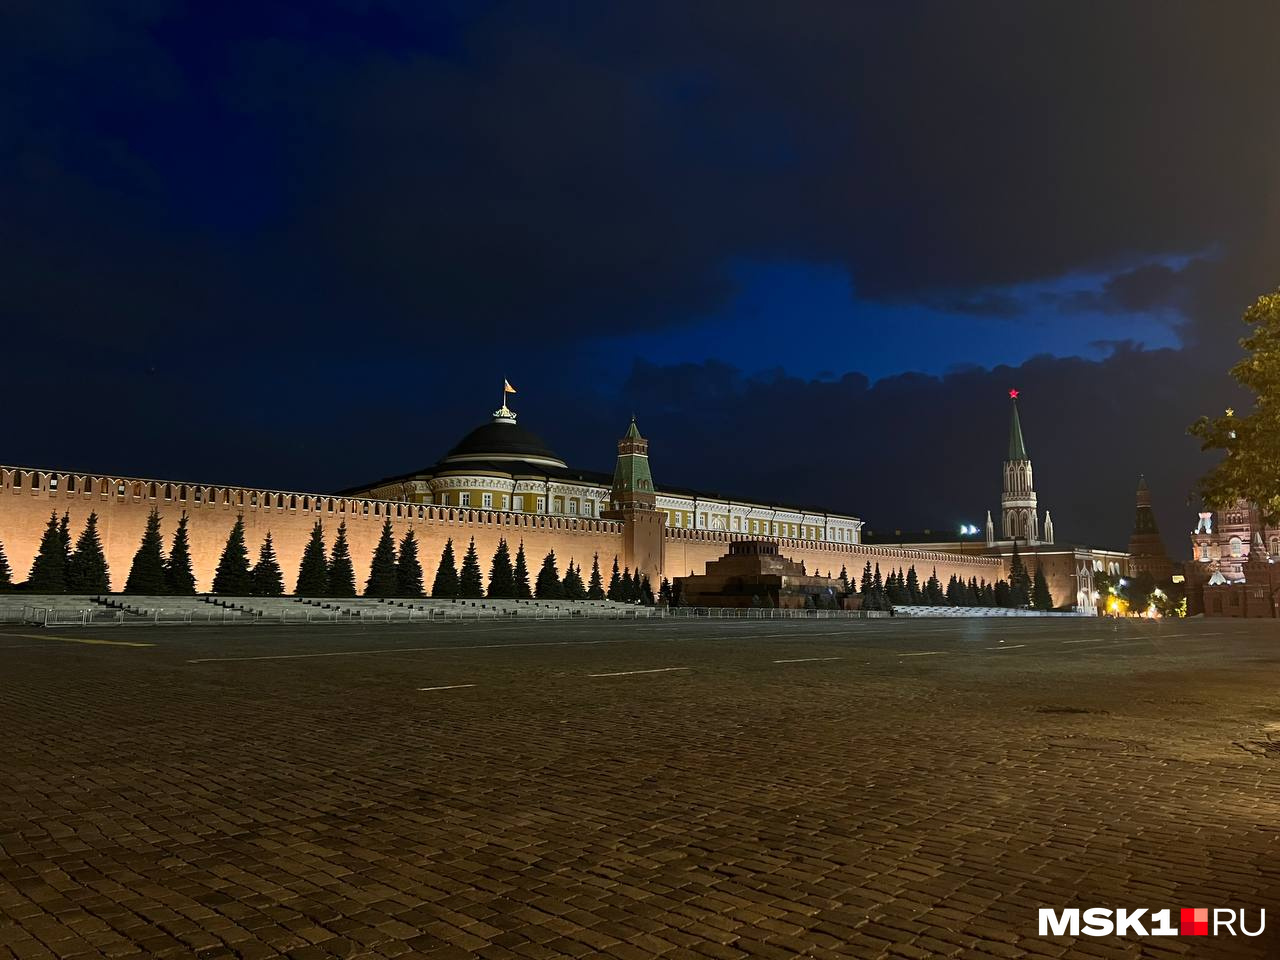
[987,389,1053,546]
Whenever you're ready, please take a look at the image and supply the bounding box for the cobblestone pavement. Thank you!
[1,617,1277,960]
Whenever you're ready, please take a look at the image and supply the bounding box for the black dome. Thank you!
[441,418,566,467]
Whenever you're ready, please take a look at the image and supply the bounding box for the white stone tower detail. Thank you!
[1001,391,1040,543]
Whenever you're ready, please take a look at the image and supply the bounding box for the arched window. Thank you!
[1229,536,1243,558]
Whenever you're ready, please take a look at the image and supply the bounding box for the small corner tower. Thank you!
[1001,390,1040,543]
[602,417,666,587]
[1127,475,1172,580]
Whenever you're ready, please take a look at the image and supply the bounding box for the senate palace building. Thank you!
[344,399,865,548]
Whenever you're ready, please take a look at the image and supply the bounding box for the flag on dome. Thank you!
[504,380,517,394]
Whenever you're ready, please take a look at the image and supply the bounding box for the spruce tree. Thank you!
[639,575,655,606]
[432,537,459,598]
[1032,563,1053,611]
[212,515,253,595]
[606,556,622,600]
[0,539,11,592]
[165,511,196,595]
[457,537,484,599]
[251,533,285,597]
[658,577,672,605]
[396,529,425,597]
[906,565,921,603]
[838,565,850,593]
[1009,543,1030,608]
[124,509,167,595]
[296,520,330,597]
[57,513,72,578]
[364,518,399,598]
[66,512,111,594]
[487,538,516,598]
[859,561,873,598]
[995,579,1012,607]
[327,521,356,598]
[512,541,532,599]
[586,553,605,600]
[28,511,68,593]
[562,560,587,600]
[621,567,635,603]
[925,568,943,605]
[872,563,885,609]
[535,550,563,599]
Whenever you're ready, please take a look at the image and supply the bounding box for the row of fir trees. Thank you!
[833,543,1053,611]
[2,513,1051,609]
[427,536,657,603]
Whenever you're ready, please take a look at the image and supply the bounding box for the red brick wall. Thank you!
[0,467,625,594]
[1,465,1007,594]
[664,529,1006,587]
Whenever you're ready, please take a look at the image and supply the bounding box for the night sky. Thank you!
[6,2,1280,550]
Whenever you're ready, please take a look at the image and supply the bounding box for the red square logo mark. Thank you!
[1181,908,1209,935]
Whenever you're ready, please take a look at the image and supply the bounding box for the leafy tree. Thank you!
[327,521,356,597]
[124,509,167,595]
[28,511,68,593]
[364,518,399,598]
[562,560,587,600]
[212,515,253,595]
[1009,543,1031,608]
[1031,563,1053,611]
[535,549,564,599]
[432,537,459,599]
[638,575,655,606]
[0,539,11,592]
[487,538,516,598]
[251,533,285,597]
[165,511,196,595]
[606,556,622,600]
[458,537,485,599]
[66,512,111,593]
[1189,290,1280,522]
[396,529,425,598]
[296,520,330,597]
[512,541,532,599]
[658,577,672,605]
[586,554,606,600]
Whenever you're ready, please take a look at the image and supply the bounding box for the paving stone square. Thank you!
[1,617,1277,959]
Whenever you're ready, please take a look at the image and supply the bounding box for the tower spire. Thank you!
[1000,390,1039,543]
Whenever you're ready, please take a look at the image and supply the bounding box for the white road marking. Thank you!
[2,632,155,648]
[985,644,1026,651]
[773,657,843,663]
[899,651,947,657]
[1062,639,1108,644]
[188,636,672,663]
[588,667,690,678]
[417,684,476,692]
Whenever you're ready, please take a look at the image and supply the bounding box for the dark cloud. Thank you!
[2,1,1278,555]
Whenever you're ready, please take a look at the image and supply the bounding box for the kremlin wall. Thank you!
[0,401,1004,595]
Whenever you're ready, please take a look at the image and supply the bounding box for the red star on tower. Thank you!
[1008,388,1019,399]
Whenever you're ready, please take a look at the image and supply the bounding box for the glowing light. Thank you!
[1009,388,1020,399]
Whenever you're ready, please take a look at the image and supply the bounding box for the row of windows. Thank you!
[665,510,856,542]
[436,492,599,516]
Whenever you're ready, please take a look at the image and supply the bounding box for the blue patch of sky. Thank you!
[588,257,1193,382]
